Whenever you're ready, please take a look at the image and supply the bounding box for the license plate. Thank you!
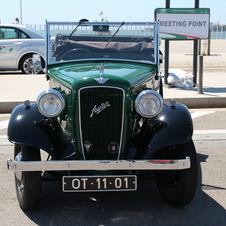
[63,175,137,192]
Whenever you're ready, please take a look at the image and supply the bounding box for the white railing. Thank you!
[210,23,226,39]
[26,23,226,39]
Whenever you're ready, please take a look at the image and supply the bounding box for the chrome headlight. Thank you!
[36,90,65,117]
[135,90,163,118]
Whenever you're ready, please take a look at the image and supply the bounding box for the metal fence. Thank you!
[26,23,226,39]
[210,23,226,39]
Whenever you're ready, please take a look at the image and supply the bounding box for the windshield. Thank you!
[46,21,159,65]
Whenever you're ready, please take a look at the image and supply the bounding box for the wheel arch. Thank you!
[8,103,76,160]
[8,103,55,158]
[144,103,193,159]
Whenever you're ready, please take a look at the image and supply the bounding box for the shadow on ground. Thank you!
[22,153,226,226]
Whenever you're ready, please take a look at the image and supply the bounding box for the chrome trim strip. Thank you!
[78,86,125,160]
[7,157,190,171]
[48,58,156,66]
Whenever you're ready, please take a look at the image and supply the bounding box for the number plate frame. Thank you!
[63,175,137,192]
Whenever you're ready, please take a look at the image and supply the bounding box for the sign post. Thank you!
[164,0,170,85]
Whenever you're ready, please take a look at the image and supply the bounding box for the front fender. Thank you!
[8,103,54,154]
[145,103,193,158]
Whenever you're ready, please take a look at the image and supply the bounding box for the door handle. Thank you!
[15,42,23,45]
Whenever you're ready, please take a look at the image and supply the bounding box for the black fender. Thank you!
[144,103,193,159]
[8,103,76,159]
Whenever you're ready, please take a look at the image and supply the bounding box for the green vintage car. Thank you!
[7,20,198,209]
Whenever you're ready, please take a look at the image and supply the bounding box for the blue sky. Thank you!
[0,0,225,25]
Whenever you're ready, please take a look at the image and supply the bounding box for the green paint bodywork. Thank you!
[48,61,157,90]
[47,60,158,160]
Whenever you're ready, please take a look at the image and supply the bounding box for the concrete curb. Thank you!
[0,102,24,113]
[164,97,226,108]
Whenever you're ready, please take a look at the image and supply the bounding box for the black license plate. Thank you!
[63,175,137,192]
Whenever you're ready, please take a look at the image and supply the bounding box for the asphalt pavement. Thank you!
[0,40,225,113]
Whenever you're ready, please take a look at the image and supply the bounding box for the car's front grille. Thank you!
[79,86,124,160]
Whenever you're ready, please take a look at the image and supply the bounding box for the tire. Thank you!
[155,140,198,207]
[14,144,42,209]
[19,54,44,74]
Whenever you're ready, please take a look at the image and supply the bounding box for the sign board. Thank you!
[155,8,210,39]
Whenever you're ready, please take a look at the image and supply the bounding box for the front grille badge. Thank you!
[94,77,109,84]
[108,142,119,154]
[90,101,110,118]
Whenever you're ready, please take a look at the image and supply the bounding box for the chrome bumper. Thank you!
[7,157,190,171]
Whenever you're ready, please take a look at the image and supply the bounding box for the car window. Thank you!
[20,32,28,38]
[0,28,30,39]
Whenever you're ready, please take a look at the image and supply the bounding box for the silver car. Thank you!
[0,24,45,74]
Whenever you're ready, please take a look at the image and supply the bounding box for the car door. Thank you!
[0,27,32,70]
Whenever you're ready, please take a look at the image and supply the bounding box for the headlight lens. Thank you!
[135,90,163,118]
[36,90,65,117]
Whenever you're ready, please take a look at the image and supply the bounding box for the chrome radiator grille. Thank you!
[79,87,124,160]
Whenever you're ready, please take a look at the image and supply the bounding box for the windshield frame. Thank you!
[46,21,160,67]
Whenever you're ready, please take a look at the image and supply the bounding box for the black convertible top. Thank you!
[53,34,155,62]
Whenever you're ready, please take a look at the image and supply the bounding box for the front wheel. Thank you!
[154,140,198,207]
[14,144,42,209]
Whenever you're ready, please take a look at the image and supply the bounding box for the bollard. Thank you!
[198,55,204,94]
